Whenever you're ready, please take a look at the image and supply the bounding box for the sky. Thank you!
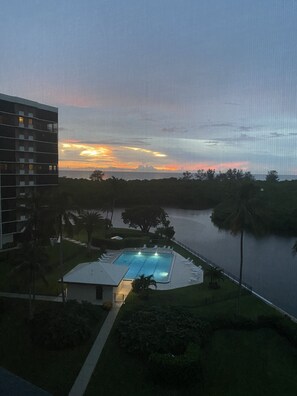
[1,0,297,174]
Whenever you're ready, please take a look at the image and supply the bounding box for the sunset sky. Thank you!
[1,0,297,174]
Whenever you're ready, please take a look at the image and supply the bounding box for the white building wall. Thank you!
[67,283,115,304]
[67,283,96,302]
[102,286,114,302]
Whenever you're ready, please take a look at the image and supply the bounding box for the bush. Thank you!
[92,237,125,250]
[257,315,297,346]
[30,301,101,349]
[209,315,258,331]
[102,301,113,311]
[118,307,211,356]
[148,343,201,387]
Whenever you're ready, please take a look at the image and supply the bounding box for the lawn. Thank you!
[0,240,98,295]
[86,276,297,396]
[0,298,108,396]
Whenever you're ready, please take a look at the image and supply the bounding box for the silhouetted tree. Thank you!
[90,170,105,182]
[50,191,77,303]
[122,206,168,233]
[212,182,263,313]
[78,210,104,251]
[10,242,50,318]
[266,170,279,183]
[132,274,157,298]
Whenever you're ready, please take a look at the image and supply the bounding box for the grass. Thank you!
[0,240,98,295]
[2,234,297,394]
[202,328,297,396]
[0,298,108,396]
[85,273,297,396]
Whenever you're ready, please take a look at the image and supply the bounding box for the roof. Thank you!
[63,261,129,287]
[0,93,58,112]
[0,367,52,396]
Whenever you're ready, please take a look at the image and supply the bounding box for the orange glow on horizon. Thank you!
[59,139,250,173]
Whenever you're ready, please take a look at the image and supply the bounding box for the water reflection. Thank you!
[112,208,297,317]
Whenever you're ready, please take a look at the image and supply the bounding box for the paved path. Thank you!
[69,303,122,396]
[0,292,62,302]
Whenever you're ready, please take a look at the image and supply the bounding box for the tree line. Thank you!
[58,169,297,236]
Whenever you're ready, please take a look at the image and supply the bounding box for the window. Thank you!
[18,111,24,116]
[29,164,34,171]
[18,116,24,126]
[96,286,103,300]
[28,118,33,128]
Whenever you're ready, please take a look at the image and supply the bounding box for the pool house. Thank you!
[63,261,129,305]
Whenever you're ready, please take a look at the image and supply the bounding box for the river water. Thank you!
[111,208,297,318]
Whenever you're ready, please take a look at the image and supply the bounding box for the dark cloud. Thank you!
[200,122,234,129]
[269,132,284,138]
[209,133,257,144]
[224,102,241,106]
[239,126,253,132]
[161,127,188,133]
[77,137,151,146]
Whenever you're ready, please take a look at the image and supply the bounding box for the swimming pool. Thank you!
[113,250,174,283]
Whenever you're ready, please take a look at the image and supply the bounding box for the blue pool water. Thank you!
[113,251,173,283]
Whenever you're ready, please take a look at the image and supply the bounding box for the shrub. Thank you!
[209,315,258,331]
[148,343,201,387]
[257,315,297,347]
[102,301,113,311]
[118,307,211,356]
[30,301,101,349]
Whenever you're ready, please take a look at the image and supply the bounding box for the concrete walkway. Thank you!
[69,303,122,396]
[0,292,62,302]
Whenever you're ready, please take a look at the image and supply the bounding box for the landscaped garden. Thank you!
[0,298,108,396]
[85,274,297,396]
[1,217,297,395]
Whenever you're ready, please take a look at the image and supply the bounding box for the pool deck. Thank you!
[156,251,204,290]
[100,248,204,291]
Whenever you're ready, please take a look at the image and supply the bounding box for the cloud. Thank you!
[208,133,257,144]
[123,146,167,158]
[161,127,188,133]
[77,137,151,147]
[239,126,253,132]
[200,122,234,129]
[269,132,284,138]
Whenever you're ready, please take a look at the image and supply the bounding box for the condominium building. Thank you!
[0,93,58,249]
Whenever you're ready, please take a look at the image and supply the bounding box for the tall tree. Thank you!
[122,206,168,233]
[18,190,51,243]
[10,242,50,318]
[90,169,105,182]
[78,210,104,251]
[50,191,77,303]
[212,182,263,312]
[105,176,122,225]
[266,170,279,183]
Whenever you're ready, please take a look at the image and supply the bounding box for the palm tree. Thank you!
[78,210,104,251]
[132,274,157,298]
[214,182,262,312]
[10,242,50,319]
[228,184,258,294]
[205,266,224,289]
[17,190,51,243]
[50,191,78,303]
[105,176,122,225]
